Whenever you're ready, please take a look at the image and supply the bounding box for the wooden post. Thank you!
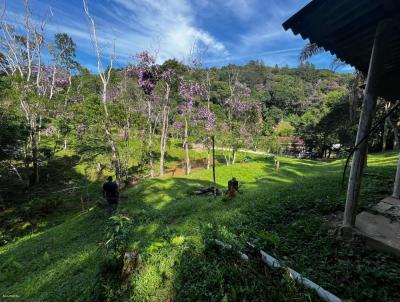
[212,135,216,196]
[343,20,387,228]
[393,155,400,198]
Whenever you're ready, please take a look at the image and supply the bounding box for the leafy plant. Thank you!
[104,213,134,260]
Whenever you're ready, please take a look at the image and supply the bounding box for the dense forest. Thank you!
[1,0,400,237]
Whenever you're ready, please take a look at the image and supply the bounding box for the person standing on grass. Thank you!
[103,176,119,213]
[227,177,239,199]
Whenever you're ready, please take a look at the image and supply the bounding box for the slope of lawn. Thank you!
[1,152,400,301]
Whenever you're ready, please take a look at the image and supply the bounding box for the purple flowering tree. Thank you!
[189,47,215,169]
[223,73,262,164]
[134,50,160,177]
[192,106,216,169]
[134,51,177,177]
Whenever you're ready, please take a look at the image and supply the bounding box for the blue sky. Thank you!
[6,0,352,72]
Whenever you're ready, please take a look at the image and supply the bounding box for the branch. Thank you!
[82,0,105,83]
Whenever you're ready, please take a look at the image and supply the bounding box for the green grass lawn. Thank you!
[1,152,400,301]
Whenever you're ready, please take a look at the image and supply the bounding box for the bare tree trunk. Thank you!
[232,146,236,165]
[101,86,121,182]
[146,101,154,178]
[49,65,56,100]
[159,107,166,176]
[105,127,121,183]
[38,115,42,142]
[124,117,130,142]
[184,117,191,175]
[223,153,229,166]
[382,118,389,151]
[394,124,400,151]
[103,93,121,182]
[382,102,391,151]
[121,114,130,181]
[83,0,121,182]
[64,138,67,150]
[159,84,170,176]
[67,74,72,94]
[20,100,39,185]
[159,106,169,176]
[102,83,109,116]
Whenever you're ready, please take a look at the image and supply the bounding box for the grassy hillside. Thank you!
[1,153,400,301]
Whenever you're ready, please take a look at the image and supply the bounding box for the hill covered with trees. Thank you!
[3,3,400,206]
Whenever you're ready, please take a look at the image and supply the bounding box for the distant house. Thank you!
[278,136,305,154]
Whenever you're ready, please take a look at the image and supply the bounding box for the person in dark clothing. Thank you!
[103,176,119,212]
[227,177,239,199]
[228,177,239,191]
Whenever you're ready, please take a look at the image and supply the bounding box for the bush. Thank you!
[91,213,134,301]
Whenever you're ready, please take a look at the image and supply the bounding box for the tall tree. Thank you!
[83,0,122,183]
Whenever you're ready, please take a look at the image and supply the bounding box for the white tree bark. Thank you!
[83,0,121,183]
[159,83,170,176]
[184,117,191,175]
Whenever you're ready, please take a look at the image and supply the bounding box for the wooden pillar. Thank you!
[212,135,216,196]
[343,21,388,227]
[393,155,400,198]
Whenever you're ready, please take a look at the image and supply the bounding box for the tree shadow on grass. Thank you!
[0,154,105,245]
[0,208,108,302]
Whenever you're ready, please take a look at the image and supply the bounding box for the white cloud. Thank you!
[105,0,228,63]
[224,0,256,20]
[6,0,228,68]
[4,0,346,71]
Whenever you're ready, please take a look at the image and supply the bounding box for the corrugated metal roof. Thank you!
[283,0,400,100]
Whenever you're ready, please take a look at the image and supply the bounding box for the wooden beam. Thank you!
[378,70,400,100]
[343,20,388,228]
[393,155,400,199]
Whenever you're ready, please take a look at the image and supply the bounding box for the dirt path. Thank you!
[214,147,271,156]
